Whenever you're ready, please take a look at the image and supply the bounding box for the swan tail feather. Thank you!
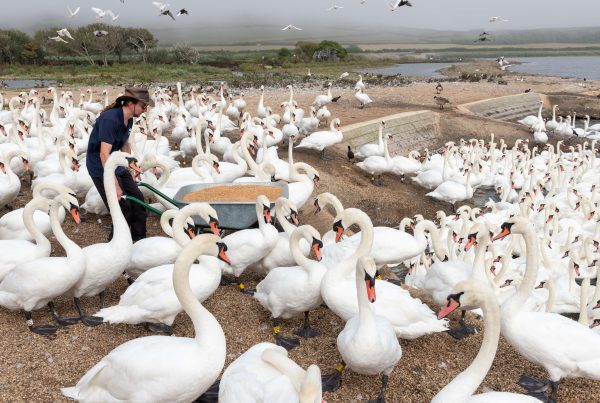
[95,305,150,324]
[395,319,448,340]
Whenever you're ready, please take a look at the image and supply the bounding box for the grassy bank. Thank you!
[0,58,395,87]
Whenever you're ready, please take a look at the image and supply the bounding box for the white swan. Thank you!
[219,195,279,280]
[0,192,83,335]
[218,343,322,403]
[328,256,402,401]
[320,208,449,339]
[354,88,373,108]
[254,197,309,272]
[492,217,600,402]
[356,120,385,159]
[97,204,223,334]
[0,149,29,208]
[61,233,229,402]
[356,133,393,185]
[254,225,325,348]
[545,105,559,132]
[427,169,474,208]
[125,205,218,278]
[288,162,319,209]
[296,118,343,161]
[434,279,541,403]
[0,196,54,282]
[69,152,142,326]
[0,182,69,240]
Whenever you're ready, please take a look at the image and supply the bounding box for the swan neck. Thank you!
[433,290,500,402]
[173,237,225,342]
[290,229,312,269]
[509,226,540,311]
[24,198,50,247]
[104,157,132,244]
[50,199,78,256]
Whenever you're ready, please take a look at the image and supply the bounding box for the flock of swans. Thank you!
[518,101,600,145]
[1,82,600,402]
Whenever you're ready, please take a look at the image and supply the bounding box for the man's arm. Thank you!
[100,141,113,167]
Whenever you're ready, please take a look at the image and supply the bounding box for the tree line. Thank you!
[0,24,350,67]
[0,24,156,66]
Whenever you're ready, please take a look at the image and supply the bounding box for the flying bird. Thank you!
[474,36,490,42]
[94,30,109,37]
[177,8,188,16]
[48,36,68,43]
[326,5,344,11]
[91,8,119,21]
[67,6,80,18]
[57,29,74,41]
[282,24,302,31]
[489,16,509,22]
[389,0,412,11]
[152,2,175,20]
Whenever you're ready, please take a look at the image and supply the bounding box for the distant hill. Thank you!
[153,25,600,46]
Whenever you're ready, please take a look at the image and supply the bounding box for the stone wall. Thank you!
[341,110,439,155]
[458,92,543,122]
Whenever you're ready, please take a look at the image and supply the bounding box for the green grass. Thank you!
[0,57,395,86]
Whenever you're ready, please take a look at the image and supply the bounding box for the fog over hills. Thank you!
[7,0,600,45]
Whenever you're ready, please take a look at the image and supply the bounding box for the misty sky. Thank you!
[4,0,600,42]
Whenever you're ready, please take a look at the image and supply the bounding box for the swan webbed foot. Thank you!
[275,334,300,350]
[220,275,238,286]
[192,378,220,402]
[294,325,320,338]
[517,374,551,393]
[24,311,58,336]
[81,315,104,327]
[47,301,80,326]
[321,364,344,392]
[294,311,320,338]
[54,316,80,326]
[458,318,479,335]
[30,324,58,336]
[144,322,174,335]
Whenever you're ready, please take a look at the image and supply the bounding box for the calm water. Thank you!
[509,56,600,80]
[360,56,600,80]
[358,62,466,77]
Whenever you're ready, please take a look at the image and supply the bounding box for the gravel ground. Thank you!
[2,65,600,402]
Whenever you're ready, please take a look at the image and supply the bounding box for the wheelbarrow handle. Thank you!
[138,182,179,208]
[122,195,164,216]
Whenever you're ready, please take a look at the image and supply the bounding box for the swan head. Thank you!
[202,234,230,265]
[464,223,490,252]
[299,364,323,403]
[54,190,81,225]
[437,279,490,319]
[257,195,274,225]
[358,256,377,303]
[492,217,533,241]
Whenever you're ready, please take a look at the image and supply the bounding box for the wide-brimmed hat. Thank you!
[115,88,154,107]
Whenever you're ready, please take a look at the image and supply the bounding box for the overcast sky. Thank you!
[6,0,600,41]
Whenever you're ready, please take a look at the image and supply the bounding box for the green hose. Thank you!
[138,182,179,207]
[122,195,165,216]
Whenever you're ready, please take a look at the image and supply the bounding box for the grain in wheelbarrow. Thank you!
[182,184,283,203]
